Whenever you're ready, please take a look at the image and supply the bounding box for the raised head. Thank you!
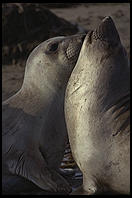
[75,16,129,108]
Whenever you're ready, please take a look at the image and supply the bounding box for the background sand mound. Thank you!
[2,3,83,64]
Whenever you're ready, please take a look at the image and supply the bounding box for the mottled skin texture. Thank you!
[2,34,85,194]
[65,17,130,195]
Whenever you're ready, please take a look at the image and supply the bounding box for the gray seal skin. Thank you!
[2,34,85,194]
[65,17,130,195]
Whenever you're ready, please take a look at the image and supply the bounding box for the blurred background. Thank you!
[2,3,130,101]
[2,3,130,194]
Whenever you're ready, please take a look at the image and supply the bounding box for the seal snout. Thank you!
[71,34,86,44]
[65,34,86,63]
[92,16,121,44]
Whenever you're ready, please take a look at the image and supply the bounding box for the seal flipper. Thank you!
[8,148,71,193]
[8,149,59,192]
[50,169,72,193]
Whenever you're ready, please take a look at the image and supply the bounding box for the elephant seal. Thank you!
[2,34,86,194]
[65,17,130,195]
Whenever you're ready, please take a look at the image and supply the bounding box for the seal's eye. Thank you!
[48,43,59,52]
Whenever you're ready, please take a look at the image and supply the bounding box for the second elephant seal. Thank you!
[2,34,85,194]
[65,17,130,195]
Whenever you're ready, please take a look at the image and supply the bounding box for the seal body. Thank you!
[65,17,130,195]
[2,34,85,194]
